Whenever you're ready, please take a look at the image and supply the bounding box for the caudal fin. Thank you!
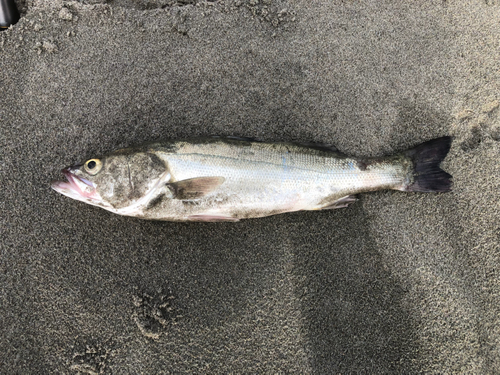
[403,137,453,192]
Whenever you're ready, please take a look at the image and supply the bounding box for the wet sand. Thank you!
[1,0,500,373]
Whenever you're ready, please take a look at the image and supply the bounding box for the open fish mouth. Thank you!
[51,168,99,201]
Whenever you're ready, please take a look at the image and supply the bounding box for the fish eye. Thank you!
[84,159,102,175]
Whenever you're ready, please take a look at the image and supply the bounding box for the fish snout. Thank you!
[62,165,81,175]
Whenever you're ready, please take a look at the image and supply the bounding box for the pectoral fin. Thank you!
[167,177,225,200]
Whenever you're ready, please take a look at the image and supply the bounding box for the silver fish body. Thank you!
[51,137,452,221]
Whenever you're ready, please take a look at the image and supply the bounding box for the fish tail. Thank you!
[402,136,453,192]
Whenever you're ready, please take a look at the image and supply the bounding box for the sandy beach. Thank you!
[1,0,500,372]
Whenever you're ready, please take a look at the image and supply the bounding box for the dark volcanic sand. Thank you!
[1,0,500,373]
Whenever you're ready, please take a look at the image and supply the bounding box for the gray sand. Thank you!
[1,0,500,373]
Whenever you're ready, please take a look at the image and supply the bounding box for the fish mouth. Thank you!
[51,168,99,202]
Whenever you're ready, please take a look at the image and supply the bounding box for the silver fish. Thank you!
[51,137,452,222]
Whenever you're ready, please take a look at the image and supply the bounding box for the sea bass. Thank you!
[51,137,452,222]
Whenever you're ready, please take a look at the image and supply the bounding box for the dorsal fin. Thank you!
[210,136,261,142]
[291,141,339,153]
[210,136,342,154]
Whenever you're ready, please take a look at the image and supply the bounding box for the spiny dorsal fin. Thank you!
[167,177,225,200]
[210,136,341,153]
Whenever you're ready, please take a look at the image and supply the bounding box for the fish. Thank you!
[51,136,453,222]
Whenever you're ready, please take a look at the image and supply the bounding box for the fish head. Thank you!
[51,155,125,211]
[51,150,168,211]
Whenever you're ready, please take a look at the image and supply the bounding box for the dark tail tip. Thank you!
[0,0,20,29]
[404,136,453,193]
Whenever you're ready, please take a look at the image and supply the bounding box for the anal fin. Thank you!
[320,195,358,210]
[187,214,240,222]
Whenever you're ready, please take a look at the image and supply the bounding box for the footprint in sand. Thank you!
[132,287,182,340]
[453,99,500,151]
[70,340,112,375]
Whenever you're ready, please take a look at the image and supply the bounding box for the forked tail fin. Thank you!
[403,137,453,192]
